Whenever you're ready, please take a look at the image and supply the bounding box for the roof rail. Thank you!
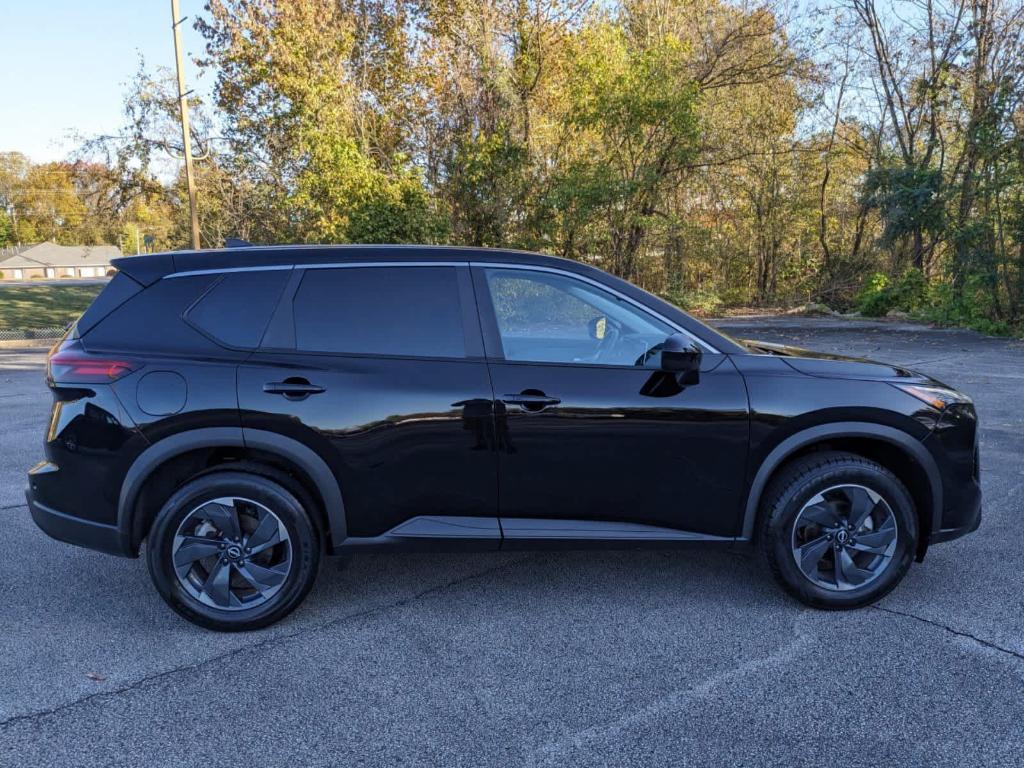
[224,238,253,248]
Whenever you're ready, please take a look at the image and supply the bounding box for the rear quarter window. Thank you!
[75,272,142,336]
[81,274,224,355]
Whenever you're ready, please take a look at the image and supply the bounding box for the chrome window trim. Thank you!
[165,259,718,353]
[168,261,465,279]
[166,264,294,278]
[303,261,466,270]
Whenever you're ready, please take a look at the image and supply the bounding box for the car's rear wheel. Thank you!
[760,451,918,609]
[146,472,320,631]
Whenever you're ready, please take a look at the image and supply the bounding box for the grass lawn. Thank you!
[0,284,104,329]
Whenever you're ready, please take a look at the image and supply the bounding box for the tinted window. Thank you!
[75,272,141,336]
[293,267,465,358]
[82,274,225,354]
[187,269,290,349]
[485,268,673,366]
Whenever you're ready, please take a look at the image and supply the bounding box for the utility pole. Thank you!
[171,0,201,250]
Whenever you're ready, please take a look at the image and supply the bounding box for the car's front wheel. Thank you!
[760,451,918,609]
[146,471,320,631]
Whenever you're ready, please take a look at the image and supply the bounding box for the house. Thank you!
[0,242,121,280]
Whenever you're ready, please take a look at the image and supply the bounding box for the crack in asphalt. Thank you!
[872,605,1024,662]
[901,355,963,367]
[0,554,537,730]
[527,619,816,765]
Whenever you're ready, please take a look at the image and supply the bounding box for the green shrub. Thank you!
[718,285,749,307]
[856,269,927,317]
[856,272,892,316]
[893,268,927,311]
[920,277,1014,336]
[662,287,723,316]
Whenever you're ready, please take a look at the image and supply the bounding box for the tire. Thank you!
[760,451,918,609]
[146,471,321,631]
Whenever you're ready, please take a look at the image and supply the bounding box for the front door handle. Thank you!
[501,391,561,412]
[263,379,325,400]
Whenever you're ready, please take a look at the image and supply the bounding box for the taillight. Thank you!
[47,350,139,384]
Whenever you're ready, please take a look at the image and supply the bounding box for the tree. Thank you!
[197,0,438,243]
[554,19,701,280]
[0,210,13,248]
[0,152,31,245]
[849,0,968,271]
[72,65,188,247]
[3,0,1017,332]
[14,163,88,244]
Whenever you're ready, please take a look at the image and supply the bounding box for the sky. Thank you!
[0,0,210,164]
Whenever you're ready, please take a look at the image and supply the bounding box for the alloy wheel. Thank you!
[790,484,898,592]
[171,496,292,610]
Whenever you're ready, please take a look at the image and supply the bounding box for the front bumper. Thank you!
[920,400,982,549]
[929,478,982,544]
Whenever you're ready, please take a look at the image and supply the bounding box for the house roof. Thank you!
[0,242,121,269]
[0,244,36,261]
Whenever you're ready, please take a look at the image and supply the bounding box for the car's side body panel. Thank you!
[738,421,944,541]
[236,262,499,540]
[27,245,981,570]
[483,357,750,536]
[29,381,145,533]
[467,262,750,537]
[237,357,498,538]
[731,353,980,544]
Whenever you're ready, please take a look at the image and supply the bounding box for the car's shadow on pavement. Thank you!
[3,538,793,724]
[42,542,786,634]
[302,547,788,629]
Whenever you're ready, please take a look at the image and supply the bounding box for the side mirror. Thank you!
[660,333,702,384]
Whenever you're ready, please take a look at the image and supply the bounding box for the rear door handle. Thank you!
[263,380,325,399]
[501,392,561,411]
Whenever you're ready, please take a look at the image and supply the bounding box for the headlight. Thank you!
[895,383,973,410]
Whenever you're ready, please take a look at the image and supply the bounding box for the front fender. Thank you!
[738,421,942,542]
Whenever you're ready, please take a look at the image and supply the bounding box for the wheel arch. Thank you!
[118,427,346,556]
[740,422,941,558]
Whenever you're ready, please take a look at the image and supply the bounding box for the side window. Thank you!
[484,268,674,366]
[293,266,465,358]
[83,274,224,354]
[186,269,290,349]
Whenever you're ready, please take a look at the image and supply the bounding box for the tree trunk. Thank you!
[911,228,924,271]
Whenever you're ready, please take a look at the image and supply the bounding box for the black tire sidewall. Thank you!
[146,472,320,631]
[763,459,918,609]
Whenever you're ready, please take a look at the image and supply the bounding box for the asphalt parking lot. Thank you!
[1,316,1021,767]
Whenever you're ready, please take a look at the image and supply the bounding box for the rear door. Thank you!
[237,263,499,542]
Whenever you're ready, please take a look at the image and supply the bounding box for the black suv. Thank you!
[27,245,981,630]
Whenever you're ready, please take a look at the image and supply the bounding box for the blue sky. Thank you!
[0,0,210,163]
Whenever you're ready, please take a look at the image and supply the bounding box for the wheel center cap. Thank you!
[835,529,849,545]
[226,545,243,560]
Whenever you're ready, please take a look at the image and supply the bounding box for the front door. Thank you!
[473,265,749,538]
